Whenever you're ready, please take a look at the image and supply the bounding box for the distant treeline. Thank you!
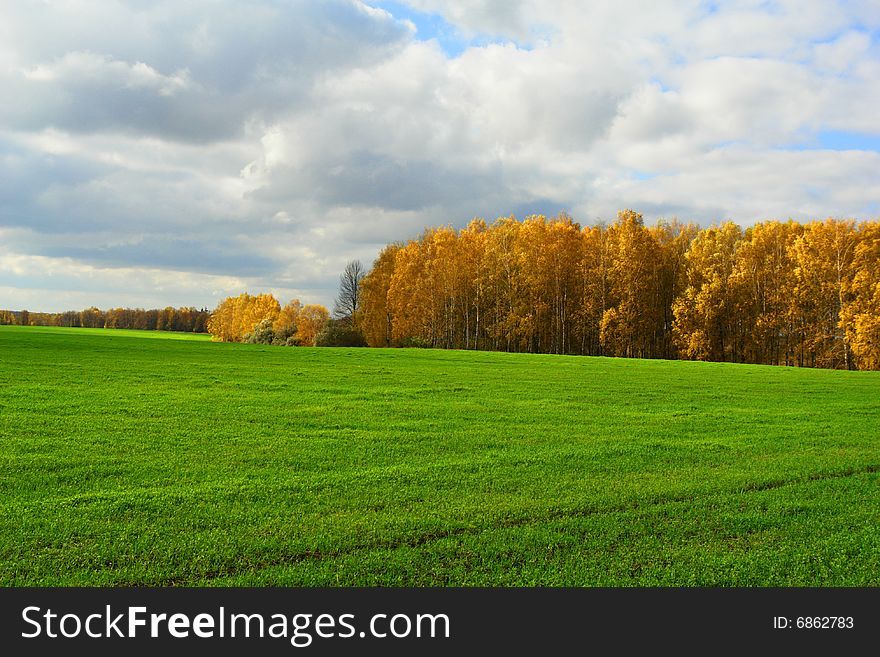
[353,211,880,370]
[0,306,210,333]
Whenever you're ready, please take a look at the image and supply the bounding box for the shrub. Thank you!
[244,319,276,345]
[315,319,367,347]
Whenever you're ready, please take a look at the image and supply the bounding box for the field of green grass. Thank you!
[1,325,878,586]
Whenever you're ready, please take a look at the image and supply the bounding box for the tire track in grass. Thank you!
[174,463,880,585]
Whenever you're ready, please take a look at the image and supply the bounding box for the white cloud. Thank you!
[1,0,879,312]
[23,52,192,97]
[586,147,880,222]
[812,30,872,72]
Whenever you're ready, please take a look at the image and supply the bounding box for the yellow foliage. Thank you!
[207,292,280,343]
[841,223,880,370]
[206,212,880,369]
[296,304,330,346]
[359,243,402,347]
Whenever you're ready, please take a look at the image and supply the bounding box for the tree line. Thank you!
[8,211,875,370]
[353,211,880,370]
[0,306,210,333]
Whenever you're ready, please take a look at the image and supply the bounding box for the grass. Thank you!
[1,324,878,586]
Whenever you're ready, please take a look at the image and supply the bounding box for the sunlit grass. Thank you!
[1,325,877,585]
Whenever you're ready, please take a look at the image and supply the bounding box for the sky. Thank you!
[1,0,879,313]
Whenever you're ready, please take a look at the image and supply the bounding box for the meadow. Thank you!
[1,325,878,586]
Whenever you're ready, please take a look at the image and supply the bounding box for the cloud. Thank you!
[585,146,880,222]
[1,0,879,312]
[0,249,249,311]
[0,0,413,142]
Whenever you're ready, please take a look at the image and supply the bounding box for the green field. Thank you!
[1,325,878,586]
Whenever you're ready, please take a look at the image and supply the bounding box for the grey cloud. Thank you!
[31,235,276,278]
[5,71,244,143]
[542,91,621,151]
[1,166,228,235]
[250,148,565,228]
[303,151,507,211]
[0,142,110,224]
[0,1,412,142]
[509,198,574,220]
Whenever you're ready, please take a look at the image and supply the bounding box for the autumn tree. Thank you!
[513,214,581,353]
[359,243,402,347]
[840,222,880,370]
[652,220,699,359]
[242,294,281,339]
[574,223,610,356]
[483,216,523,351]
[458,219,489,349]
[600,210,662,358]
[104,308,123,329]
[207,293,281,343]
[207,294,244,342]
[59,311,81,327]
[273,299,303,345]
[789,219,857,368]
[730,221,803,365]
[388,236,433,346]
[295,304,330,346]
[425,226,463,348]
[79,307,103,328]
[673,222,744,361]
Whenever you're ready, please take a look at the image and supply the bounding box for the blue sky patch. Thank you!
[632,171,657,181]
[373,1,471,57]
[373,2,537,56]
[817,130,880,152]
[785,130,880,152]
